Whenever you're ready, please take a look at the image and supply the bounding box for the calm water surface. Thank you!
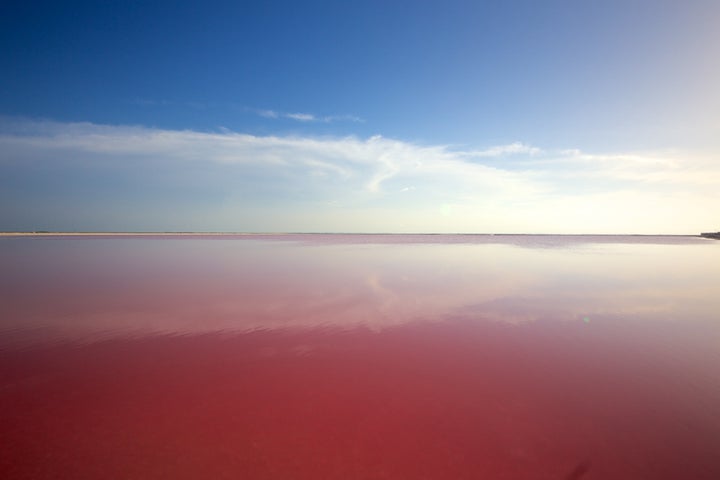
[1,234,719,479]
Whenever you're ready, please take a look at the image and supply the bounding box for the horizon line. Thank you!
[0,231,708,237]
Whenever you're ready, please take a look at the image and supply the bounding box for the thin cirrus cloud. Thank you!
[255,109,363,123]
[0,118,717,233]
[130,100,364,124]
[457,142,543,158]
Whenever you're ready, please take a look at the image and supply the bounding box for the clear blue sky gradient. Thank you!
[1,0,719,232]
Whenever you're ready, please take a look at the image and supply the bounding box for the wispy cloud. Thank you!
[458,142,542,158]
[0,119,717,233]
[284,112,316,122]
[129,100,364,124]
[252,108,363,123]
[257,109,279,119]
[322,114,364,123]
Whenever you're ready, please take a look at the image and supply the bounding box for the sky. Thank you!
[1,0,719,233]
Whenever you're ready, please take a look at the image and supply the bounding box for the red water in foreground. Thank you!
[1,235,719,479]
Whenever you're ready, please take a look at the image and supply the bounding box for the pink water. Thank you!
[1,235,719,479]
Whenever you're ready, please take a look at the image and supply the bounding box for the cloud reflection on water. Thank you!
[1,236,720,479]
[1,235,718,344]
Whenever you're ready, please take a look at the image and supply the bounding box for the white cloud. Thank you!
[0,119,718,233]
[321,114,364,123]
[284,112,315,122]
[459,142,542,158]
[517,148,719,191]
[258,109,279,119]
[251,108,363,123]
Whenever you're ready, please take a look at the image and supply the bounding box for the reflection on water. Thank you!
[1,235,719,478]
[2,235,719,339]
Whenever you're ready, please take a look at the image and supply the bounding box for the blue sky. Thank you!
[1,0,719,233]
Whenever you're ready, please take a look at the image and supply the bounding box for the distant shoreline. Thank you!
[0,232,273,236]
[0,232,282,237]
[0,232,702,237]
